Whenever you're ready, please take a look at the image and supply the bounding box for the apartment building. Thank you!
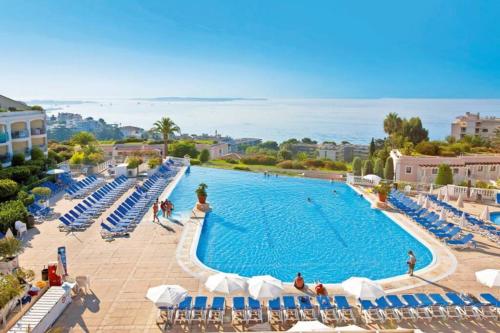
[317,143,369,162]
[0,110,48,166]
[451,112,500,141]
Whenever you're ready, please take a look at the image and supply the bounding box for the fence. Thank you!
[58,160,111,176]
[442,184,498,200]
[346,174,376,186]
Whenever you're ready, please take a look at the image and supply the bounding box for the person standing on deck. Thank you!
[407,250,417,276]
[152,199,160,223]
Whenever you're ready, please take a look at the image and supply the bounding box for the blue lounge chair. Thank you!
[446,233,476,248]
[401,294,432,321]
[480,293,500,307]
[460,294,498,320]
[415,293,447,319]
[175,296,192,323]
[282,296,299,322]
[359,299,385,323]
[190,296,208,323]
[267,298,283,323]
[429,294,465,319]
[231,297,246,323]
[435,227,461,240]
[297,296,316,320]
[316,296,338,323]
[385,295,417,321]
[446,292,481,319]
[246,297,263,323]
[207,297,225,324]
[375,297,401,322]
[334,296,356,323]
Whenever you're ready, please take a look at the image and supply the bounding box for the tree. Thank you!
[402,117,429,145]
[170,141,198,158]
[71,131,96,146]
[259,141,279,150]
[30,146,45,160]
[435,164,453,185]
[373,158,384,178]
[384,157,394,181]
[383,113,403,136]
[415,141,440,156]
[301,137,317,144]
[277,149,292,161]
[296,152,308,161]
[352,157,362,176]
[362,160,373,175]
[369,138,376,157]
[152,117,180,159]
[11,153,25,166]
[127,157,143,176]
[199,149,210,163]
[0,200,28,232]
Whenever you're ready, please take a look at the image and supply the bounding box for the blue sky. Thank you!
[1,0,500,99]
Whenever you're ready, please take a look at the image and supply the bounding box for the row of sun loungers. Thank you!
[64,175,104,199]
[389,191,477,248]
[156,293,499,326]
[59,175,133,231]
[100,166,175,238]
[427,194,499,243]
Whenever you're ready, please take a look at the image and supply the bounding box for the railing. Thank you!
[346,173,376,186]
[31,127,46,135]
[11,129,29,139]
[0,132,8,143]
[0,154,11,163]
[443,184,498,200]
[58,159,111,176]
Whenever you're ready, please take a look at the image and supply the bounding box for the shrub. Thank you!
[147,157,161,169]
[415,141,440,156]
[362,160,373,175]
[352,157,362,176]
[435,164,453,185]
[373,158,384,178]
[225,158,238,164]
[0,274,25,309]
[127,157,143,169]
[277,160,305,169]
[69,151,84,165]
[4,167,32,183]
[31,187,52,200]
[71,131,96,146]
[48,150,63,163]
[0,180,19,200]
[0,237,23,260]
[304,159,324,168]
[277,149,292,161]
[384,157,394,181]
[170,141,199,158]
[199,149,210,163]
[190,159,201,165]
[324,160,347,171]
[475,180,489,189]
[30,147,45,160]
[233,166,251,171]
[0,200,28,232]
[16,191,34,206]
[11,153,25,166]
[241,155,277,166]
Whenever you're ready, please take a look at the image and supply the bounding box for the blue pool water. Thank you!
[168,167,433,283]
[491,212,500,225]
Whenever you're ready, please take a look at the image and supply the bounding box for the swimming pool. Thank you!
[491,212,500,225]
[169,167,433,283]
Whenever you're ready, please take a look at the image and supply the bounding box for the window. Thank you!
[461,127,466,132]
[477,166,484,172]
[491,165,496,172]
[453,168,459,174]
[482,128,488,132]
[432,168,438,175]
[405,166,412,174]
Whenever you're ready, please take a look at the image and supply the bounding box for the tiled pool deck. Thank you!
[14,170,500,332]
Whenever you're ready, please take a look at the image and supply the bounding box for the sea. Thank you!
[37,98,500,144]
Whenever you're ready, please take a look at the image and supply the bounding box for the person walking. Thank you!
[407,250,416,276]
[152,199,160,223]
[160,200,167,217]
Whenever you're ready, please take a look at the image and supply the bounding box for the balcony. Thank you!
[31,127,46,136]
[11,129,30,139]
[0,132,8,144]
[0,153,11,164]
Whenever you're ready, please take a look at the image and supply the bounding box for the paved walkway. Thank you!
[13,175,500,333]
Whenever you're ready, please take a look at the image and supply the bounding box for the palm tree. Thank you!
[152,117,180,159]
[383,112,403,136]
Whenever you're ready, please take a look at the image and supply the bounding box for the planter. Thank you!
[378,192,387,202]
[198,195,207,204]
[0,256,19,274]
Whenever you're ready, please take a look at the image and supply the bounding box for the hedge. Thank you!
[241,155,277,166]
[0,200,28,232]
[277,160,306,170]
[190,159,201,165]
[0,179,19,201]
[0,166,32,183]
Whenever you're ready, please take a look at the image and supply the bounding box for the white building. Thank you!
[317,143,369,162]
[0,110,48,167]
[195,143,229,160]
[451,112,500,141]
[119,126,144,139]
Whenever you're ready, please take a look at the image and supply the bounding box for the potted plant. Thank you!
[195,183,208,204]
[374,182,391,202]
[0,237,23,274]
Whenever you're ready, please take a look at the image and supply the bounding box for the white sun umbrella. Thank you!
[429,183,434,194]
[248,275,284,300]
[362,174,381,185]
[443,191,450,202]
[437,191,443,201]
[416,194,423,206]
[341,277,385,301]
[205,273,248,294]
[456,193,464,208]
[438,209,446,221]
[423,196,431,209]
[459,212,468,227]
[55,254,66,277]
[46,168,66,175]
[288,320,333,332]
[146,285,188,307]
[4,228,14,239]
[480,206,490,221]
[475,269,500,288]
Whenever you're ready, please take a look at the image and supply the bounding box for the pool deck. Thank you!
[13,171,500,332]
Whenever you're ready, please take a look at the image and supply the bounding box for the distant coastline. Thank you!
[133,97,267,102]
